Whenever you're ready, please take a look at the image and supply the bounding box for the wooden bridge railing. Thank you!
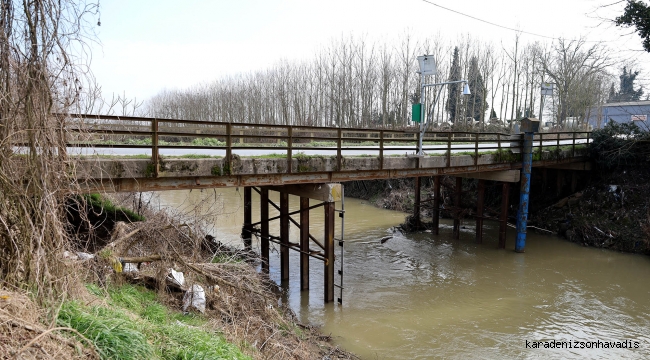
[63,114,592,177]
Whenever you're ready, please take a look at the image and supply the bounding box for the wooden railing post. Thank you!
[497,133,501,155]
[379,130,384,170]
[152,118,159,177]
[226,123,232,175]
[556,133,560,163]
[337,128,342,171]
[474,132,479,166]
[446,132,452,167]
[572,132,576,157]
[287,126,293,174]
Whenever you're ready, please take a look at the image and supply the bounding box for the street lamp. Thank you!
[415,55,471,155]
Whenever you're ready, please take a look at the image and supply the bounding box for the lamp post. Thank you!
[416,55,470,155]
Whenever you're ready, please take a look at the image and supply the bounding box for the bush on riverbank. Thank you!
[533,168,650,253]
[533,123,650,253]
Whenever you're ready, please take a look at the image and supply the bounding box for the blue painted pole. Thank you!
[515,131,534,253]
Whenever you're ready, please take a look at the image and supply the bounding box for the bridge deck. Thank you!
[62,114,591,192]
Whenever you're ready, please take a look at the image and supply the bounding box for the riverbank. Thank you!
[532,167,650,253]
[2,194,357,359]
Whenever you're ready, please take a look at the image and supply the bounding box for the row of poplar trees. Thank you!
[143,33,614,129]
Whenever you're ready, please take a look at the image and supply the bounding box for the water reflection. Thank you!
[156,188,650,359]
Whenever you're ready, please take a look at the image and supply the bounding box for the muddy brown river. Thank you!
[156,188,650,359]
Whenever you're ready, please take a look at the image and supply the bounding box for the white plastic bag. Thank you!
[123,263,138,272]
[167,268,185,287]
[182,284,206,314]
[76,252,95,260]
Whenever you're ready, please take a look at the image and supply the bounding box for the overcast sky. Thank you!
[88,0,650,103]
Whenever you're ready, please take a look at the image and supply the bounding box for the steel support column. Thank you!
[432,176,441,235]
[300,197,310,291]
[280,192,290,281]
[476,179,485,243]
[243,187,252,250]
[516,132,534,253]
[260,188,269,273]
[499,182,510,249]
[571,170,578,193]
[414,177,421,229]
[453,177,462,239]
[324,202,335,303]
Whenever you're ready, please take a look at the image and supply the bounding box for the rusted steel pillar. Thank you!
[260,188,269,273]
[556,169,564,197]
[475,179,485,243]
[414,177,421,229]
[571,170,578,193]
[324,202,335,303]
[433,176,441,235]
[280,192,289,281]
[300,197,310,291]
[499,182,509,248]
[243,187,252,251]
[453,177,462,239]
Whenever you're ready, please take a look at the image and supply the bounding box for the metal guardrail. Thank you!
[63,113,592,177]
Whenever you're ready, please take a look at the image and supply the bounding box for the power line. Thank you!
[420,0,598,42]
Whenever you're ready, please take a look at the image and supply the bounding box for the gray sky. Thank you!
[89,0,650,103]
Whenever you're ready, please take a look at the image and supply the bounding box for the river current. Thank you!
[155,188,650,359]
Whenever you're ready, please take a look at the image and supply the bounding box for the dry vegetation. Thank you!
[77,193,356,359]
[0,0,100,304]
[0,1,353,358]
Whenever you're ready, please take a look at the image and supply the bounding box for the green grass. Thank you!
[57,301,154,359]
[83,193,145,222]
[211,254,244,264]
[58,284,250,360]
[244,153,287,159]
[175,154,223,159]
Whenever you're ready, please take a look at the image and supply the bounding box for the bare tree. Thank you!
[0,0,99,303]
[539,38,612,125]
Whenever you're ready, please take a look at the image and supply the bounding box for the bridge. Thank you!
[64,113,592,303]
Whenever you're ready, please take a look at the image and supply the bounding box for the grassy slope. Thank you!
[58,284,250,360]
